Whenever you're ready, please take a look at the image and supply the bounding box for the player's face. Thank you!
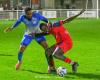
[25,10,32,19]
[41,25,49,32]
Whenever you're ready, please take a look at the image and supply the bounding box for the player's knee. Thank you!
[53,51,59,58]
[19,45,27,52]
[40,41,48,50]
[53,48,63,59]
[53,53,57,58]
[53,53,61,59]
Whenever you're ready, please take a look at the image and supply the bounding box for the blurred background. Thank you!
[0,0,100,10]
[0,0,100,20]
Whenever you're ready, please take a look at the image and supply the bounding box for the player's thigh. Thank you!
[35,36,48,49]
[35,36,46,43]
[46,45,56,56]
[39,40,48,50]
[53,47,65,60]
[21,35,33,46]
[58,42,72,53]
[49,45,57,53]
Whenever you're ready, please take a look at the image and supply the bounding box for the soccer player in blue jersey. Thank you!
[5,7,55,72]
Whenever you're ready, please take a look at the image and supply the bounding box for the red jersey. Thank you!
[49,20,72,44]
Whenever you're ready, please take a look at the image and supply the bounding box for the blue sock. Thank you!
[18,52,23,61]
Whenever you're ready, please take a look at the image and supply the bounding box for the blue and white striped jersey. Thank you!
[12,12,48,34]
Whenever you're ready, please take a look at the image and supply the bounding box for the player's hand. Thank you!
[4,27,13,33]
[28,32,35,36]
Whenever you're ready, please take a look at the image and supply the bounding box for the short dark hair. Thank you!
[24,7,32,14]
[40,23,46,30]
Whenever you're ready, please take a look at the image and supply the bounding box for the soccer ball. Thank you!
[57,67,67,77]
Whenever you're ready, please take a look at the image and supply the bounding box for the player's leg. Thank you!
[45,45,56,73]
[45,46,70,63]
[52,46,79,73]
[16,45,26,70]
[40,41,55,66]
[16,35,33,70]
[35,36,56,73]
[46,43,78,73]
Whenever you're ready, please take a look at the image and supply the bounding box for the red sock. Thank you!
[64,58,72,64]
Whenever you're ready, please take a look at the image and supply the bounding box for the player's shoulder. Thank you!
[33,11,41,16]
[53,20,61,27]
[33,11,38,15]
[19,15,26,20]
[33,10,40,13]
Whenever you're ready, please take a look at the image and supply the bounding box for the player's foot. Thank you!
[15,61,22,70]
[48,66,56,74]
[72,62,79,73]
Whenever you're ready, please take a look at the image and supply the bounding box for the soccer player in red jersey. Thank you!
[30,9,85,73]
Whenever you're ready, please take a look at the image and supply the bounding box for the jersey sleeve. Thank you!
[59,20,64,24]
[53,20,64,27]
[37,13,48,23]
[11,15,23,29]
[35,32,49,37]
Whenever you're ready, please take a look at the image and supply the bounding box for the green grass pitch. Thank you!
[0,19,100,80]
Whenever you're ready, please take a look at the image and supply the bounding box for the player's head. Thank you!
[25,7,32,19]
[40,23,52,32]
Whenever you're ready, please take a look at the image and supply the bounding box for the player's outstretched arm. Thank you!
[29,32,49,37]
[63,9,85,24]
[4,27,13,33]
[4,15,23,33]
[4,20,20,33]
